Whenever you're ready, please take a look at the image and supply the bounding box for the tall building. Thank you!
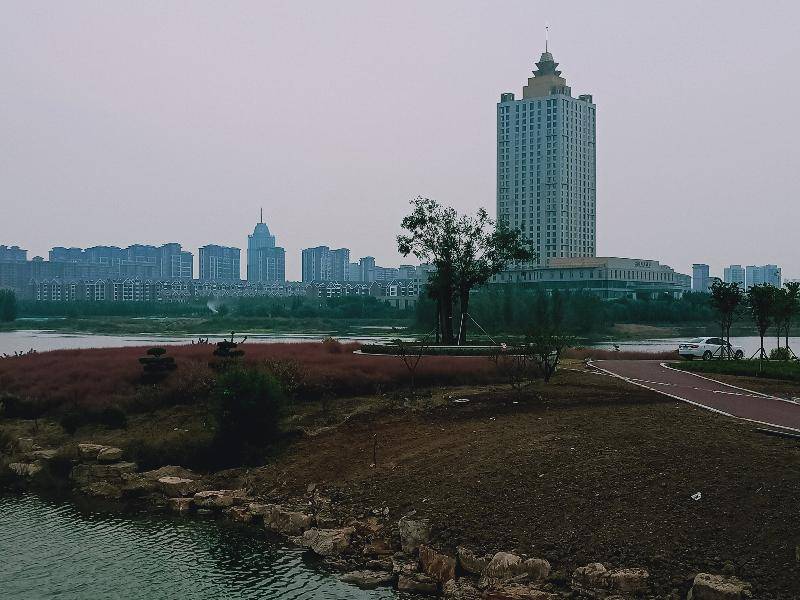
[199,245,240,281]
[48,243,192,279]
[0,245,27,262]
[247,211,286,283]
[746,264,781,288]
[301,246,350,282]
[723,264,745,288]
[497,42,596,265]
[692,264,710,292]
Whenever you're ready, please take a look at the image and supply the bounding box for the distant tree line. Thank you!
[0,290,17,322]
[414,286,718,335]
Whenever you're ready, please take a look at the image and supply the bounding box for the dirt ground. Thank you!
[245,368,800,599]
[4,365,800,598]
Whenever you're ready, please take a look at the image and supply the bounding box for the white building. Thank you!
[497,43,596,265]
[723,264,745,288]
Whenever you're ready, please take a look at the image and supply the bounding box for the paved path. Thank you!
[590,360,800,432]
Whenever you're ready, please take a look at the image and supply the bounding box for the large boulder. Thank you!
[419,545,456,584]
[300,527,355,557]
[193,490,246,510]
[142,465,199,480]
[398,513,431,554]
[571,562,609,594]
[262,504,313,536]
[339,570,395,589]
[397,572,439,594]
[687,573,753,600]
[158,476,198,497]
[457,546,492,575]
[71,462,137,486]
[168,497,194,513]
[443,579,483,600]
[31,449,58,462]
[77,443,107,460]
[606,568,649,594]
[97,447,124,463]
[84,481,123,499]
[480,552,551,588]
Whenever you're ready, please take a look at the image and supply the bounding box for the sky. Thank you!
[1,1,798,281]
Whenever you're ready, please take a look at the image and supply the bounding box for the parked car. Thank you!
[678,337,744,360]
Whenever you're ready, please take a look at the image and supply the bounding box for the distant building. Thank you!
[49,243,192,279]
[497,43,596,265]
[692,264,710,293]
[359,256,376,282]
[0,245,27,262]
[302,246,350,282]
[723,264,745,288]
[347,262,361,281]
[199,245,240,281]
[745,264,781,288]
[494,257,690,299]
[247,211,286,283]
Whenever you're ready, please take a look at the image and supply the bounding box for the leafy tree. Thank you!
[709,280,743,358]
[526,330,574,383]
[398,197,459,343]
[398,197,533,344]
[746,284,777,368]
[0,290,18,322]
[773,282,800,356]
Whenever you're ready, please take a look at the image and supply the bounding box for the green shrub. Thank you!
[211,366,285,464]
[59,405,127,433]
[769,347,791,361]
[125,433,214,471]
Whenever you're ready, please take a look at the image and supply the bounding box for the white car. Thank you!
[678,337,744,360]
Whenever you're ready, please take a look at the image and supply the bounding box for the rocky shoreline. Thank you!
[1,436,755,600]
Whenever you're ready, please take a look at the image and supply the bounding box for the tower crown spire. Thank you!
[260,207,263,224]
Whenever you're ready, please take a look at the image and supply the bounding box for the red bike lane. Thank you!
[590,360,800,432]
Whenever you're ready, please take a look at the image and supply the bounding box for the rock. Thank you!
[339,570,395,589]
[120,473,160,496]
[363,538,394,557]
[484,584,560,600]
[84,481,123,499]
[300,527,355,557]
[483,583,561,600]
[365,558,393,571]
[31,449,58,461]
[77,443,107,460]
[193,490,246,510]
[443,579,483,600]
[227,506,254,523]
[97,447,124,463]
[397,572,439,594]
[481,552,551,587]
[687,573,753,600]
[606,567,649,594]
[158,476,198,497]
[392,554,419,576]
[571,562,609,594]
[70,462,137,487]
[263,505,313,536]
[315,510,340,529]
[457,546,491,575]
[8,462,43,478]
[398,513,431,554]
[168,497,193,513]
[142,465,199,480]
[419,545,456,584]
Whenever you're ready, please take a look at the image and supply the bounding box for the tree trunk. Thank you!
[440,288,454,344]
[458,290,470,345]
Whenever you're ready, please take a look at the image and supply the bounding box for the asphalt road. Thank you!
[591,360,800,432]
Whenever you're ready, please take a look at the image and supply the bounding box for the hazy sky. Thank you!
[1,1,798,280]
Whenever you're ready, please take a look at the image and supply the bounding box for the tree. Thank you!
[398,197,459,344]
[774,282,800,357]
[709,280,743,358]
[746,284,777,368]
[0,290,17,322]
[398,197,533,345]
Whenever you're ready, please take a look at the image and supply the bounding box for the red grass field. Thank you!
[0,342,501,416]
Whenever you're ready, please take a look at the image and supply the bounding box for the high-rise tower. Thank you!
[247,209,286,282]
[497,41,596,267]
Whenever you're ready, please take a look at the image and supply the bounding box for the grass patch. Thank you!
[671,359,800,382]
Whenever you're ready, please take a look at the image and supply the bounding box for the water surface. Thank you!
[0,493,399,600]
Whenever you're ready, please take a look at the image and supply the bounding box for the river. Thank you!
[0,493,401,599]
[0,329,797,358]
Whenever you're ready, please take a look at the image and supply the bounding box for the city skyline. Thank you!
[1,2,798,280]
